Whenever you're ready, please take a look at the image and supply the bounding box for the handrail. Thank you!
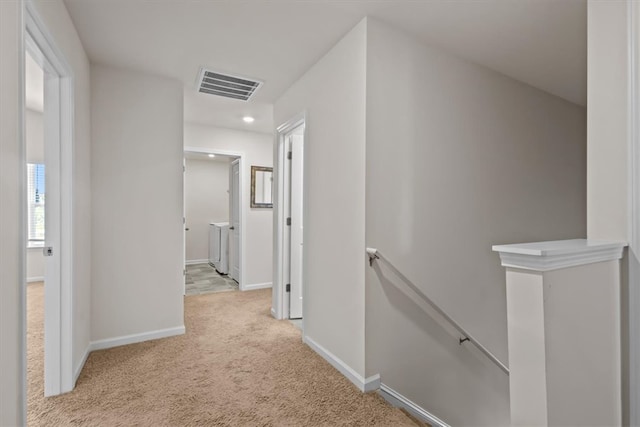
[366,247,509,375]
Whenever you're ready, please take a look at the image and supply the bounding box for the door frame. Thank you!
[23,0,75,397]
[272,112,306,320]
[628,2,640,424]
[183,147,246,290]
[229,158,241,283]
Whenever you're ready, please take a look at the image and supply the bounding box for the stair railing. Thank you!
[366,247,509,375]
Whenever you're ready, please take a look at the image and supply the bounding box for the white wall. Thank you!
[587,0,629,241]
[364,19,587,425]
[543,261,621,425]
[31,0,93,379]
[26,108,44,164]
[184,123,273,287]
[27,249,45,282]
[586,2,637,424]
[274,20,368,377]
[0,1,91,420]
[91,64,184,342]
[0,2,25,424]
[185,158,230,262]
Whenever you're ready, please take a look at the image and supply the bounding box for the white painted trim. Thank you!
[73,345,90,384]
[379,383,450,427]
[71,328,185,384]
[493,239,627,272]
[363,374,381,392]
[18,1,27,422]
[24,0,75,397]
[183,146,246,292]
[272,128,285,319]
[303,335,379,392]
[273,113,306,320]
[27,276,44,283]
[629,0,640,255]
[185,259,208,266]
[628,2,640,424]
[90,326,185,352]
[242,282,272,291]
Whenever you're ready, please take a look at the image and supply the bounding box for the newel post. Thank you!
[493,239,626,426]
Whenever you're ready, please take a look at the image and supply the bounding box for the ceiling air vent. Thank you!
[196,68,262,101]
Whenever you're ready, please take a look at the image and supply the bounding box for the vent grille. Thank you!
[197,68,262,101]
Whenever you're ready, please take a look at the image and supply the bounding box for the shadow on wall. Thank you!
[371,260,504,380]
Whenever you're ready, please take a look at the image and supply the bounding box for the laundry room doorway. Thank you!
[183,148,245,295]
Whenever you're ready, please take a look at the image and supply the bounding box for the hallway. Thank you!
[27,284,421,426]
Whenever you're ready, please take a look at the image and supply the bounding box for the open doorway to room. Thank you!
[273,115,305,325]
[25,47,47,406]
[183,149,244,295]
[23,0,75,405]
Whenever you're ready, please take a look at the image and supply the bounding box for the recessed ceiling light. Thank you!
[208,154,215,158]
[243,116,255,123]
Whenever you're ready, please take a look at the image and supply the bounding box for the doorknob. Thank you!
[229,226,235,230]
[185,228,190,231]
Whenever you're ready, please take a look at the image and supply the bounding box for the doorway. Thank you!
[273,114,305,321]
[24,1,75,398]
[183,147,246,292]
[25,47,48,406]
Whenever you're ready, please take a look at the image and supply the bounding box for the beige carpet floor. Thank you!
[27,282,422,426]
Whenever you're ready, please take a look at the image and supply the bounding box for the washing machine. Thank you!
[209,222,229,274]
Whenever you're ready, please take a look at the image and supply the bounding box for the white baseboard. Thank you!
[379,383,449,427]
[303,335,380,392]
[27,276,44,283]
[186,259,208,266]
[90,326,186,352]
[242,282,272,291]
[74,344,91,384]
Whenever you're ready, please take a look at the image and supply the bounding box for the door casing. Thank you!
[229,158,241,283]
[24,0,75,398]
[272,113,307,321]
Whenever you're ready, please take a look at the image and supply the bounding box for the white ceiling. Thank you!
[63,0,587,134]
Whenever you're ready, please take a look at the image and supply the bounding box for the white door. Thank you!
[229,159,240,282]
[289,133,304,318]
[42,68,62,396]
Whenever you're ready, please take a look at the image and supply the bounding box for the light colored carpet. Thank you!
[27,282,422,426]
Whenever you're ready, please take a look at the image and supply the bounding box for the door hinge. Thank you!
[286,217,291,226]
[287,151,292,160]
[183,269,186,276]
[183,217,186,224]
[286,284,291,292]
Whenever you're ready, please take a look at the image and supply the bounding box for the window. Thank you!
[27,163,45,247]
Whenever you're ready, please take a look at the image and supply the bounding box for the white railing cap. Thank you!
[492,239,627,272]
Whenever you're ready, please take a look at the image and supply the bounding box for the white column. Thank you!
[493,239,626,426]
